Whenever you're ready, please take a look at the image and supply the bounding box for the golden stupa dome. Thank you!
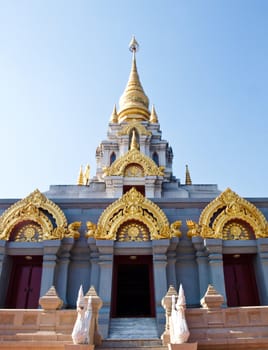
[118,37,150,123]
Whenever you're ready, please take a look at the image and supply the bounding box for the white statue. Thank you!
[72,285,93,344]
[169,284,190,344]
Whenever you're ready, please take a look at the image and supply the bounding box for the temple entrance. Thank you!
[6,256,42,308]
[111,255,155,317]
[223,254,260,307]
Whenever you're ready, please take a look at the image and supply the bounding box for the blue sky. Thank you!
[0,0,267,198]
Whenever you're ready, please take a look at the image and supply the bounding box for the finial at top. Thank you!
[185,165,192,185]
[77,165,84,186]
[150,105,159,123]
[110,104,118,123]
[130,130,139,150]
[129,36,139,53]
[118,37,149,122]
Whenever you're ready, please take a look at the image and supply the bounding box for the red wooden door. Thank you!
[111,255,155,317]
[223,254,260,307]
[6,256,42,308]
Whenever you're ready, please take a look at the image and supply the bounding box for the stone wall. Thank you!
[1,306,268,349]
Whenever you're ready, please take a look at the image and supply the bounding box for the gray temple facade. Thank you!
[0,38,268,340]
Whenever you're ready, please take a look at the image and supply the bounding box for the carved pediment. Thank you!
[0,189,80,241]
[86,187,181,241]
[187,188,268,240]
[103,148,164,177]
[118,121,151,136]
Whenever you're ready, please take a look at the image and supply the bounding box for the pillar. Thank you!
[55,237,75,306]
[67,239,91,307]
[204,239,226,305]
[176,241,199,306]
[192,236,209,299]
[166,237,179,287]
[88,238,100,291]
[96,240,114,338]
[152,239,170,335]
[40,240,61,298]
[0,240,7,306]
[256,238,268,304]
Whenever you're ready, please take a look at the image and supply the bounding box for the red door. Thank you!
[6,256,42,308]
[111,255,155,317]
[223,254,260,307]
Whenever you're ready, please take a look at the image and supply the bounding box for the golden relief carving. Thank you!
[187,188,268,240]
[124,164,144,177]
[103,148,165,177]
[15,223,43,242]
[170,221,182,238]
[0,189,80,241]
[117,221,150,241]
[222,221,252,240]
[118,121,151,136]
[85,221,97,238]
[85,187,181,241]
[66,221,81,239]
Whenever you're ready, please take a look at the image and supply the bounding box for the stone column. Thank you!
[176,241,199,307]
[67,240,91,307]
[204,239,226,305]
[55,238,75,306]
[40,240,61,298]
[88,238,99,290]
[256,238,268,304]
[192,236,209,299]
[166,237,179,287]
[96,240,114,338]
[0,240,7,306]
[152,239,170,335]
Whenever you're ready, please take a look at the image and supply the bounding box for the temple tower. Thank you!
[94,37,174,198]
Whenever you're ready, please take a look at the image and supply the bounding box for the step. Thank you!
[97,339,166,350]
[108,318,159,340]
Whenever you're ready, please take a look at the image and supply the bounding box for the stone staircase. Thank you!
[97,318,167,350]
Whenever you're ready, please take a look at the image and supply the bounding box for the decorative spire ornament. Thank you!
[185,164,192,185]
[129,36,139,53]
[150,105,159,123]
[118,37,150,122]
[84,164,90,186]
[110,104,118,123]
[77,165,84,186]
[130,130,139,150]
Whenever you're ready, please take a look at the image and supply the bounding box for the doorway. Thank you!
[223,254,260,307]
[111,255,155,317]
[6,256,42,308]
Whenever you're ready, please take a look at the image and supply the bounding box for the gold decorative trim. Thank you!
[0,189,80,241]
[103,148,164,177]
[118,121,151,136]
[187,188,268,240]
[86,187,181,240]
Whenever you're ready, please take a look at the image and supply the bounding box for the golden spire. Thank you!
[84,164,90,186]
[110,104,118,123]
[77,165,84,186]
[149,105,158,123]
[130,130,139,150]
[118,36,150,122]
[185,164,192,185]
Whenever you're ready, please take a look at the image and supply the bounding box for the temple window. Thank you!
[110,152,116,165]
[152,152,159,166]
